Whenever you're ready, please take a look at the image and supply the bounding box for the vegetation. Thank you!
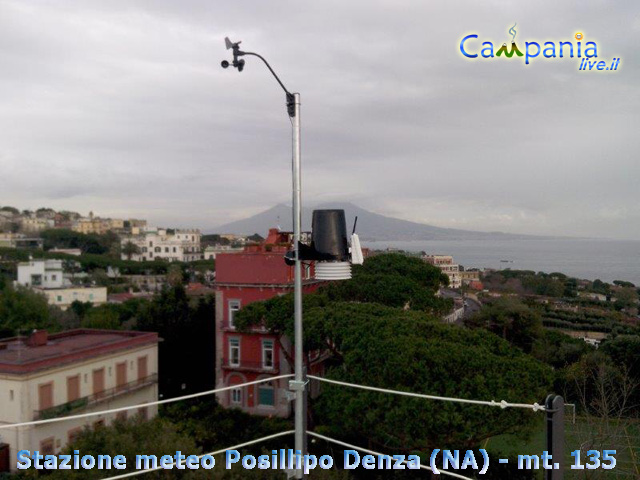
[39,229,121,255]
[121,240,141,260]
[481,269,574,297]
[19,416,207,480]
[0,284,57,337]
[236,254,554,457]
[0,246,200,276]
[2,244,638,479]
[136,286,216,398]
[465,297,543,353]
[466,294,640,421]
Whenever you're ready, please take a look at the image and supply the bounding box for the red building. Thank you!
[214,229,324,417]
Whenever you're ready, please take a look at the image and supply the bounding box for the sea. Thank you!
[362,238,640,285]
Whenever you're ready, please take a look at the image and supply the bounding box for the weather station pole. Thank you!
[221,38,307,479]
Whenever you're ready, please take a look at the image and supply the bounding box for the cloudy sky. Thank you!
[1,0,638,239]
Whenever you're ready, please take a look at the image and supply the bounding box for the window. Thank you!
[67,375,80,402]
[165,247,169,253]
[137,356,148,383]
[92,368,105,399]
[67,428,82,446]
[258,381,275,406]
[262,340,274,369]
[31,274,42,286]
[173,247,176,253]
[228,300,241,329]
[52,274,57,282]
[38,382,53,411]
[57,295,62,302]
[229,338,240,367]
[40,437,55,455]
[231,388,242,405]
[155,247,161,253]
[116,362,127,391]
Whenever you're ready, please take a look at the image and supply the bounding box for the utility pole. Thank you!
[290,91,308,479]
[222,39,307,478]
[545,394,565,480]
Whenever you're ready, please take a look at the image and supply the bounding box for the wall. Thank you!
[41,287,107,309]
[0,343,158,470]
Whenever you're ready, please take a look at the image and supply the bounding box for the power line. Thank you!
[101,430,295,480]
[0,374,294,430]
[1,372,550,432]
[308,375,546,412]
[308,431,474,480]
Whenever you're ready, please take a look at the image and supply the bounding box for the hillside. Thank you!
[209,203,546,241]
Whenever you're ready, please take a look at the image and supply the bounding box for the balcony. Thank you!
[221,358,279,374]
[33,373,158,420]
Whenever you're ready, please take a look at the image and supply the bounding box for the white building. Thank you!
[17,259,65,289]
[0,329,159,472]
[423,254,462,289]
[41,287,108,310]
[16,259,107,309]
[121,229,202,262]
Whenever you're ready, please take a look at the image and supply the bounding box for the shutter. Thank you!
[67,375,80,402]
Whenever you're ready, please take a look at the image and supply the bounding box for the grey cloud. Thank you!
[0,0,638,238]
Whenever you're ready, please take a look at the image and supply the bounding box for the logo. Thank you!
[459,25,621,71]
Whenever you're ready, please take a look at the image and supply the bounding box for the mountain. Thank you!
[208,203,546,241]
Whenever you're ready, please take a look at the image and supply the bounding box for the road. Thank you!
[439,288,482,321]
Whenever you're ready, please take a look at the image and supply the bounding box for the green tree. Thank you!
[591,279,610,295]
[530,329,592,369]
[82,306,121,330]
[163,398,290,453]
[40,229,118,255]
[323,253,451,314]
[122,241,141,260]
[90,268,110,287]
[69,300,93,320]
[167,264,185,287]
[312,303,552,452]
[19,417,208,480]
[613,287,638,310]
[0,284,54,336]
[137,287,216,397]
[235,253,553,455]
[600,335,640,380]
[0,206,19,215]
[465,297,543,353]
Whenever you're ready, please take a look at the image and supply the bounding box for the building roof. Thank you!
[0,329,158,374]
[185,282,215,296]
